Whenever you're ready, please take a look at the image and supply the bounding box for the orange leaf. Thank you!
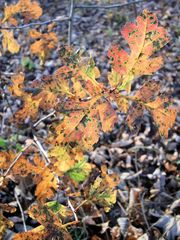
[3,0,42,23]
[8,73,24,97]
[30,31,58,64]
[14,95,41,121]
[108,9,169,92]
[146,96,177,137]
[98,102,118,132]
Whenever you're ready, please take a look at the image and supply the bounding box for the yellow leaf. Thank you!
[1,30,20,54]
[49,146,75,173]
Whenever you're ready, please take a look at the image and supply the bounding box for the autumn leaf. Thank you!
[87,166,119,212]
[35,169,58,202]
[52,64,102,99]
[127,81,176,137]
[2,0,42,23]
[14,95,41,121]
[46,201,72,218]
[13,226,46,240]
[0,204,15,240]
[146,96,177,137]
[54,111,85,144]
[34,90,58,110]
[127,81,161,129]
[98,102,118,132]
[30,30,58,64]
[1,30,20,54]
[14,204,73,240]
[49,146,75,173]
[108,9,170,92]
[52,66,76,96]
[53,98,117,150]
[79,58,101,88]
[0,151,35,177]
[8,73,24,97]
[31,155,58,202]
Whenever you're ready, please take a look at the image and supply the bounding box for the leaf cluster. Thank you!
[0,1,177,239]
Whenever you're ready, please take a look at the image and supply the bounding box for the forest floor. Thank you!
[0,0,179,239]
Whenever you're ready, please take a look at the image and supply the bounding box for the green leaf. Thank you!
[46,201,69,218]
[46,201,62,214]
[0,137,7,149]
[66,159,92,183]
[21,56,35,70]
[15,143,23,151]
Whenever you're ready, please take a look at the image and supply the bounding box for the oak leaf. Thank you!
[0,151,34,177]
[53,98,117,150]
[108,9,169,92]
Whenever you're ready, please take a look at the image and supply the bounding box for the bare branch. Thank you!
[141,192,150,230]
[14,189,27,232]
[67,197,78,221]
[33,110,56,128]
[4,141,33,177]
[68,0,75,45]
[33,135,51,165]
[75,0,145,9]
[0,16,70,30]
[0,0,144,31]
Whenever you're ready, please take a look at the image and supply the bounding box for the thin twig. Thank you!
[0,93,5,134]
[126,170,142,181]
[0,113,5,134]
[33,110,56,127]
[3,142,33,177]
[33,135,51,165]
[14,190,27,232]
[117,201,127,217]
[0,16,70,30]
[75,0,144,9]
[133,2,138,17]
[68,0,75,45]
[141,192,150,230]
[67,197,78,221]
[134,150,141,187]
[162,216,180,238]
[75,199,88,212]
